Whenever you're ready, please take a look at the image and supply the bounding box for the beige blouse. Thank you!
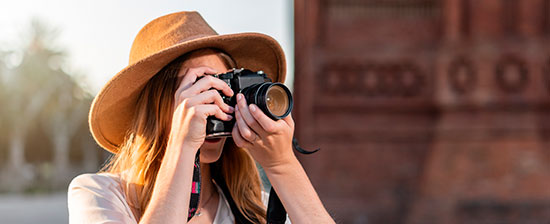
[68,173,289,224]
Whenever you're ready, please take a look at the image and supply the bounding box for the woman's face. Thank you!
[177,49,231,163]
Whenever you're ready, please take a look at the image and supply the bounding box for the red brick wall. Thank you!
[294,0,550,223]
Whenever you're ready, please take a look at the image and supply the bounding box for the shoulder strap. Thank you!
[266,137,321,223]
[266,187,287,224]
[188,152,201,221]
[212,171,254,224]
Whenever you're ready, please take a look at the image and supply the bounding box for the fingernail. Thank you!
[228,106,235,113]
[250,104,256,112]
[227,115,233,120]
[238,94,242,100]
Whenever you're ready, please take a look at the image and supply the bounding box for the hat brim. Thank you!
[89,32,286,153]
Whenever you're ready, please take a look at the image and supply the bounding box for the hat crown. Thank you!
[129,11,218,65]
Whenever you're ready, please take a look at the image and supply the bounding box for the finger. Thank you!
[194,104,233,121]
[177,66,218,93]
[232,123,252,148]
[248,104,279,133]
[235,105,258,142]
[281,112,295,129]
[236,93,266,136]
[188,75,234,97]
[186,90,234,113]
[285,116,295,129]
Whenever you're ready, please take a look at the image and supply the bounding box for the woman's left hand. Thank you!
[231,93,296,171]
[232,94,336,224]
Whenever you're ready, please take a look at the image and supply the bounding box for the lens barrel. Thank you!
[242,82,293,120]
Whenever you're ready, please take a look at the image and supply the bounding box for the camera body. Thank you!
[205,68,293,139]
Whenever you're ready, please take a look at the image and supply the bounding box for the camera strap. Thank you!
[266,187,287,224]
[189,150,255,223]
[187,151,201,221]
[212,168,256,224]
[188,138,319,223]
[266,137,320,224]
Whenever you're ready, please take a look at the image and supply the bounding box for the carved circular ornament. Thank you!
[495,56,528,93]
[397,63,424,97]
[448,57,476,94]
[362,66,379,95]
[322,61,425,97]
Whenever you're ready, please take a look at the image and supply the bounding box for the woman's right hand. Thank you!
[167,66,234,153]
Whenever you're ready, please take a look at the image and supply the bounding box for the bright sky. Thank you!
[0,0,294,94]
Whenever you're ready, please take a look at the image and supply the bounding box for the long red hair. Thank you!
[102,49,266,223]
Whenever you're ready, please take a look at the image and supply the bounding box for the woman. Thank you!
[68,11,334,223]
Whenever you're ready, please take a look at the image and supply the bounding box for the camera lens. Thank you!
[266,85,289,117]
[242,82,293,120]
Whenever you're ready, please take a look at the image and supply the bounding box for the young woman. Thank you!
[68,11,334,224]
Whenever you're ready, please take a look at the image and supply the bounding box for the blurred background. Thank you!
[1,0,550,224]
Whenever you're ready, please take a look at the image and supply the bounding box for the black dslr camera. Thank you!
[204,68,293,139]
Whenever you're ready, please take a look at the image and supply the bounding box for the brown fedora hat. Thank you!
[89,11,286,153]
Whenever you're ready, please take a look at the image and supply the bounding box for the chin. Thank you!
[199,137,227,163]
